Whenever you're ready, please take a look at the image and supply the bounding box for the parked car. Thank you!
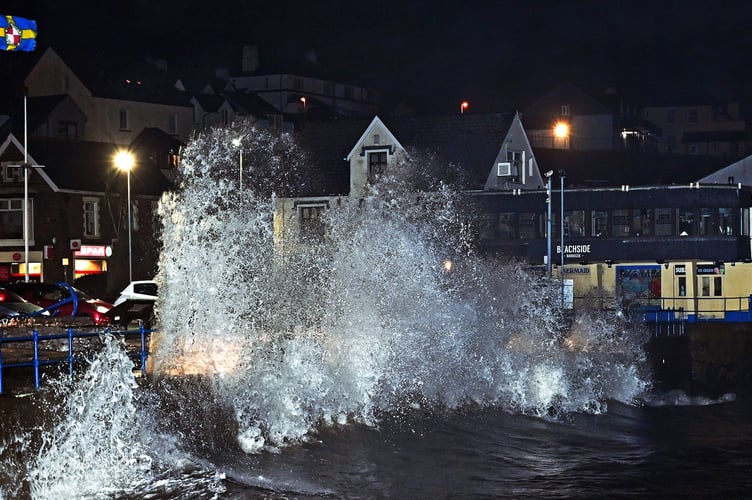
[0,287,49,319]
[113,280,158,306]
[4,281,113,325]
[110,280,158,327]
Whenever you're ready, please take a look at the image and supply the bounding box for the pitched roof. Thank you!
[49,47,192,108]
[297,113,514,195]
[533,149,735,188]
[383,113,515,186]
[296,118,371,196]
[224,92,281,117]
[24,137,172,197]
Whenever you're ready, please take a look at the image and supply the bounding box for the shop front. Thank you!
[72,244,112,281]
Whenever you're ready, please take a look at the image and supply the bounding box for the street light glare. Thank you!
[114,150,135,171]
[553,122,570,138]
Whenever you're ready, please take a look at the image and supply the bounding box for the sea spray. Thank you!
[153,121,652,452]
[28,336,153,498]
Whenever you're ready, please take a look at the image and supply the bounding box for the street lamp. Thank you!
[544,170,554,277]
[232,137,243,191]
[114,150,134,283]
[461,101,469,114]
[560,169,566,268]
[553,121,570,149]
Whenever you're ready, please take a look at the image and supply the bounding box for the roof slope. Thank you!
[27,137,172,196]
[534,149,735,188]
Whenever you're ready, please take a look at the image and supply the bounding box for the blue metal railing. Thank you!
[0,325,151,394]
[27,281,81,318]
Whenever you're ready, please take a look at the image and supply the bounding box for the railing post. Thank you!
[33,329,40,389]
[0,336,4,394]
[140,324,147,376]
[68,328,75,378]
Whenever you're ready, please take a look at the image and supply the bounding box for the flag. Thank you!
[0,15,37,52]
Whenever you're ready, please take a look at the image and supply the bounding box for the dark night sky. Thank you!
[5,0,752,114]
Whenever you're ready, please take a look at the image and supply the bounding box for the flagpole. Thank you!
[23,92,29,282]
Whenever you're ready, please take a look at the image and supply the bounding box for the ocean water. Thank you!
[2,122,750,498]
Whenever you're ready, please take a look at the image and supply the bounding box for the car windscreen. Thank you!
[133,283,158,296]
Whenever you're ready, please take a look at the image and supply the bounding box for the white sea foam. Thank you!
[151,121,652,451]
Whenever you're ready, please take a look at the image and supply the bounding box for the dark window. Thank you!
[677,209,695,236]
[592,210,608,236]
[0,198,25,239]
[678,277,687,297]
[713,276,722,297]
[519,212,538,239]
[497,212,516,239]
[368,152,388,181]
[57,121,78,139]
[655,208,673,236]
[299,205,326,240]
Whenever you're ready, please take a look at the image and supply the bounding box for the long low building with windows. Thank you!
[470,180,752,321]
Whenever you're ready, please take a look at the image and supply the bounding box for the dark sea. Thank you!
[1,356,750,499]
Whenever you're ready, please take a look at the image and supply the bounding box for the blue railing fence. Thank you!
[0,325,151,394]
[571,294,752,337]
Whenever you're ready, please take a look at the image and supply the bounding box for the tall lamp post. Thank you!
[544,170,554,277]
[114,150,134,283]
[232,137,243,191]
[560,169,566,268]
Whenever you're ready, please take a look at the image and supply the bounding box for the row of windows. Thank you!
[481,207,743,241]
[119,109,179,135]
[0,198,139,243]
[677,276,722,297]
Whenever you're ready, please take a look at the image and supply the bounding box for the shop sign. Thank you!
[675,265,686,275]
[74,245,112,258]
[561,267,591,274]
[557,243,592,259]
[697,263,724,275]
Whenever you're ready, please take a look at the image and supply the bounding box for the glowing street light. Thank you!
[114,150,135,283]
[461,101,469,114]
[232,137,243,191]
[553,121,570,149]
[300,96,307,111]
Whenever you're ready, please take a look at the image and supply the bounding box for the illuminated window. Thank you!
[701,276,710,297]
